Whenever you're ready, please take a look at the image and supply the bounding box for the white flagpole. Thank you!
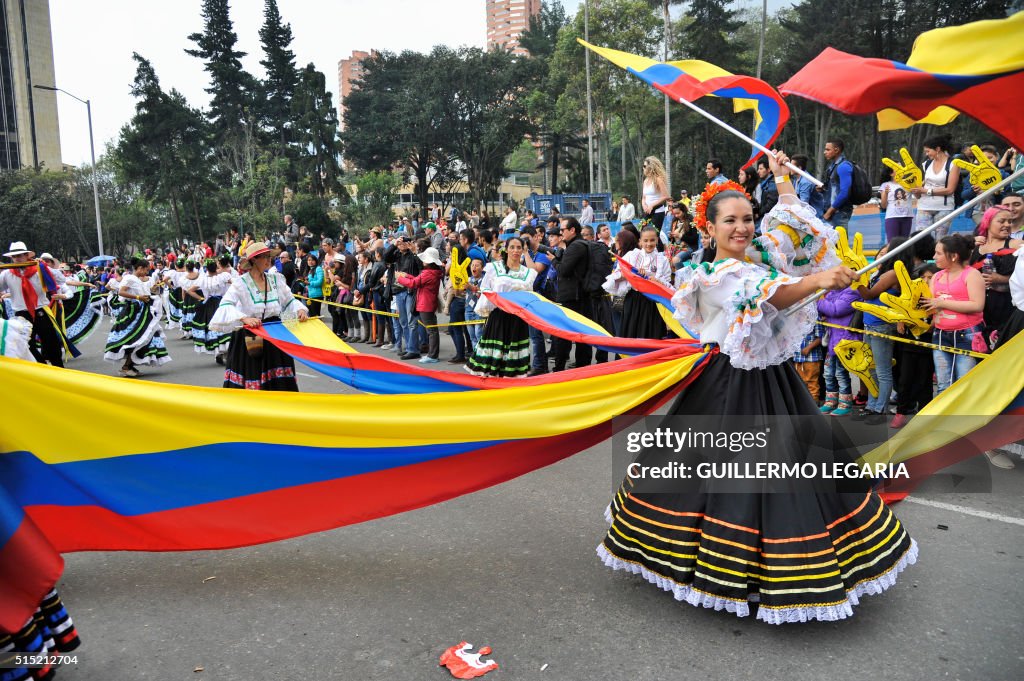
[672,95,823,187]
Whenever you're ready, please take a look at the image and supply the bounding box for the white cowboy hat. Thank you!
[4,241,30,257]
[39,252,55,262]
[418,247,443,266]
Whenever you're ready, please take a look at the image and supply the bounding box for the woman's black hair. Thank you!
[130,256,148,270]
[706,190,752,224]
[218,254,232,268]
[912,234,936,262]
[923,134,953,153]
[500,236,525,269]
[639,223,660,237]
[878,236,914,274]
[205,260,218,275]
[185,260,196,272]
[914,262,939,278]
[938,234,973,264]
[879,165,894,183]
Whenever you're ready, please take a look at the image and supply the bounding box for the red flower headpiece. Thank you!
[692,181,750,236]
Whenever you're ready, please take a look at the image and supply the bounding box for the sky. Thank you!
[48,0,785,167]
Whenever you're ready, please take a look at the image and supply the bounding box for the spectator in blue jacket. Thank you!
[822,138,854,227]
[304,253,324,318]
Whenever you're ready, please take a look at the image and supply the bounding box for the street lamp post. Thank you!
[33,84,104,255]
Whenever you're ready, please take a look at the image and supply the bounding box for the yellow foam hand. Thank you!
[851,299,904,326]
[835,227,869,288]
[879,260,932,336]
[849,261,932,336]
[881,148,922,190]
[953,144,1002,192]
[835,339,879,398]
[449,247,471,290]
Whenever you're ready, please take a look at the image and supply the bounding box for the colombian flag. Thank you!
[579,40,789,168]
[780,13,1024,147]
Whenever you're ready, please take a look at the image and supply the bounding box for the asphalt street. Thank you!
[51,313,1024,681]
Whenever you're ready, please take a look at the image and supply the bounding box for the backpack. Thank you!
[583,240,613,294]
[844,160,873,206]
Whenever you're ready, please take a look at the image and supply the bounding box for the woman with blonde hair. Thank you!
[640,156,671,230]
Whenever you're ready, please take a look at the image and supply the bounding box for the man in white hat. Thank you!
[0,241,68,366]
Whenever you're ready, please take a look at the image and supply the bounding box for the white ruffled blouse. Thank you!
[474,261,537,316]
[671,196,838,370]
[603,247,672,296]
[210,271,307,332]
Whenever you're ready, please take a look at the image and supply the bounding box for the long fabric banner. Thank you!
[256,296,700,394]
[0,349,710,630]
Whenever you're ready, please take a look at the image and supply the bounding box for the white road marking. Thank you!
[296,372,321,379]
[904,496,1024,527]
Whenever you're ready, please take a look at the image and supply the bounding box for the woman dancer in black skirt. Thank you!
[465,237,537,377]
[210,242,308,390]
[599,152,917,624]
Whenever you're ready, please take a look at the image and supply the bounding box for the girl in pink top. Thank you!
[923,234,985,393]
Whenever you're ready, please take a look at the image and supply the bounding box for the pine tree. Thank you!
[113,54,213,240]
[185,0,258,142]
[292,64,343,199]
[258,0,298,150]
[681,0,743,70]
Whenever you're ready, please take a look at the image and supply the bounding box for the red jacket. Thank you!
[397,267,442,312]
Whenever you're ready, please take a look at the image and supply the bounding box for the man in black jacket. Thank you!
[550,217,593,371]
[278,249,297,289]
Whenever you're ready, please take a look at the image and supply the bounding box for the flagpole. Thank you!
[584,0,595,194]
[671,95,823,187]
[785,165,1024,315]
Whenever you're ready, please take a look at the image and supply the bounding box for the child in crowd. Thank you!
[464,259,485,351]
[792,324,825,403]
[816,286,862,416]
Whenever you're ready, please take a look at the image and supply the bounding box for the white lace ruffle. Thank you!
[596,543,751,618]
[756,538,919,624]
[722,272,817,371]
[597,538,919,625]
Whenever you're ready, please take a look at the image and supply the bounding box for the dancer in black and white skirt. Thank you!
[103,257,171,377]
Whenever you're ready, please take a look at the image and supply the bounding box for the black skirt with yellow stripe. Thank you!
[599,351,917,624]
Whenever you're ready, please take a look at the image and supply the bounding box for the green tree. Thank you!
[292,63,344,200]
[257,0,298,152]
[519,0,567,60]
[185,0,258,142]
[436,47,540,210]
[680,0,743,70]
[350,170,402,229]
[341,50,451,217]
[112,54,214,241]
[521,0,573,192]
[548,0,661,195]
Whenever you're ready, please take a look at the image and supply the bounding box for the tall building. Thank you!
[337,49,373,133]
[486,0,541,56]
[0,0,61,170]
